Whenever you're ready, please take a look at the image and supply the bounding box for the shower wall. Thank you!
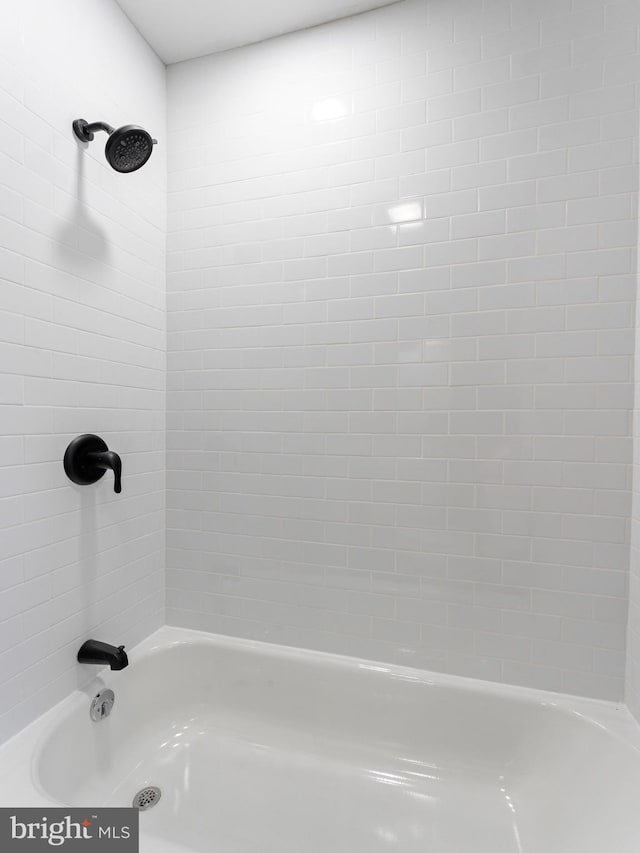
[628,230,640,720]
[166,0,639,699]
[0,0,166,743]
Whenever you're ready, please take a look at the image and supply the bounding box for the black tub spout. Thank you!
[78,639,128,671]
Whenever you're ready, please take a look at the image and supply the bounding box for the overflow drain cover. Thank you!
[133,786,162,810]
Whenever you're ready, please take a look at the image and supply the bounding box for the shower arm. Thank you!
[72,119,115,142]
[73,119,157,146]
[83,121,115,135]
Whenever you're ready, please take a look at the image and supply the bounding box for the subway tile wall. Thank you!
[628,276,640,720]
[0,0,166,744]
[166,0,639,700]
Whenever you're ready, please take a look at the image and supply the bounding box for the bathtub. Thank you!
[1,626,640,853]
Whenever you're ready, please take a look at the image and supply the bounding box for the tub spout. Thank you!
[78,639,128,671]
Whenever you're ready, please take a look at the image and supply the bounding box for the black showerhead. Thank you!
[105,125,154,173]
[73,119,157,173]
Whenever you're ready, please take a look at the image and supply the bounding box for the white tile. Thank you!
[161,0,638,711]
[0,0,166,744]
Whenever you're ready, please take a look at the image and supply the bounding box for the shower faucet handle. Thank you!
[87,449,122,494]
[64,434,123,494]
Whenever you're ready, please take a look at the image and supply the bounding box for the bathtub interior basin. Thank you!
[19,627,640,853]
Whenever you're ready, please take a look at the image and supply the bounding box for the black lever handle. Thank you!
[64,435,123,494]
[87,450,122,494]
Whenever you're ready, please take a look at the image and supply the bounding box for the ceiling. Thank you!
[115,0,402,64]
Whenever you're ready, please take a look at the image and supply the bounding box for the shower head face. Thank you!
[105,125,154,173]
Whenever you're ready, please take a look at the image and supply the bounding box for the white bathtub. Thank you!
[1,626,640,852]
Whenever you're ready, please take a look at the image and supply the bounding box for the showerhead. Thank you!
[105,125,154,173]
[73,119,157,173]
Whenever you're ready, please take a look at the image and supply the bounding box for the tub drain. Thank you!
[132,786,161,811]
